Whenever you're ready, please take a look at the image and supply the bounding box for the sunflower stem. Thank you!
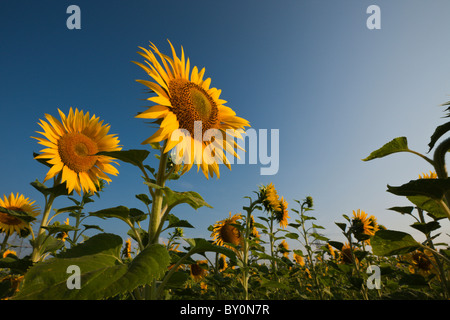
[31,193,56,263]
[148,141,169,246]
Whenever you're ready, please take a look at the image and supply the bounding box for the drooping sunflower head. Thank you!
[339,242,358,265]
[218,254,228,272]
[407,250,435,276]
[293,253,305,267]
[211,213,243,250]
[190,260,208,282]
[275,197,290,229]
[33,108,121,195]
[278,240,289,258]
[259,183,281,213]
[134,40,250,179]
[0,193,40,236]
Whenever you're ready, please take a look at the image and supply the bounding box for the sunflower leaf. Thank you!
[371,230,420,256]
[97,149,150,169]
[362,137,409,161]
[428,121,450,152]
[185,238,236,262]
[30,180,71,198]
[0,206,36,223]
[410,221,441,235]
[88,206,132,225]
[13,233,170,300]
[407,195,448,220]
[387,178,450,200]
[387,206,415,216]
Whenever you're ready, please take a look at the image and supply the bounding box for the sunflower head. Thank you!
[122,238,132,259]
[339,242,358,265]
[293,253,305,267]
[0,193,40,236]
[418,171,437,179]
[278,240,289,258]
[218,254,228,272]
[259,183,281,213]
[351,209,377,243]
[305,196,313,208]
[33,108,121,195]
[190,260,208,282]
[275,197,289,229]
[407,250,435,276]
[211,213,243,250]
[134,40,250,179]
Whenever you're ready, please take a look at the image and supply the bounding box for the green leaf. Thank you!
[335,222,347,233]
[0,207,36,223]
[81,224,104,232]
[30,180,71,198]
[135,193,152,206]
[143,183,212,211]
[428,121,450,152]
[0,255,32,274]
[371,230,420,256]
[284,232,299,240]
[54,206,84,215]
[407,195,448,220]
[129,208,147,223]
[165,214,194,230]
[14,233,170,300]
[410,221,441,235]
[388,206,415,215]
[89,206,132,225]
[185,238,236,262]
[328,241,344,251]
[387,178,450,200]
[362,137,409,161]
[97,149,150,169]
[399,273,429,287]
[42,223,79,236]
[311,232,329,242]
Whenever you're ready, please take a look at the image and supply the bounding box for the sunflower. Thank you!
[293,253,305,267]
[248,215,260,239]
[190,260,208,282]
[0,193,40,235]
[275,197,289,229]
[278,240,289,258]
[260,183,281,213]
[326,243,336,259]
[339,242,358,265]
[134,40,250,179]
[33,108,121,195]
[407,250,436,276]
[351,209,376,243]
[211,213,243,250]
[122,238,132,259]
[419,171,437,179]
[2,249,17,258]
[218,254,228,272]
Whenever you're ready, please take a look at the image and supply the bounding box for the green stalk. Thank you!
[148,142,169,246]
[31,193,56,263]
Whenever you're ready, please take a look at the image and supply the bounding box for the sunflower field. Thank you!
[0,41,449,302]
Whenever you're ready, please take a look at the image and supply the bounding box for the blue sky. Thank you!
[1,0,450,253]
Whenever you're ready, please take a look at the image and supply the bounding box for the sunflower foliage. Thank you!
[1,41,450,300]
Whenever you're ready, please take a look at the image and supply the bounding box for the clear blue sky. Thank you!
[1,0,450,252]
